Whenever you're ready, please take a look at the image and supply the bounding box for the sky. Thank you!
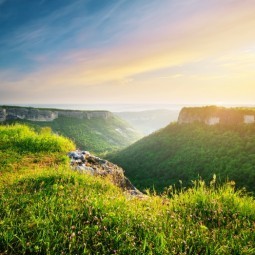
[1,0,255,105]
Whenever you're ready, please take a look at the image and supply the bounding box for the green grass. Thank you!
[109,122,255,193]
[1,124,255,254]
[1,169,255,254]
[5,115,142,155]
[0,124,75,153]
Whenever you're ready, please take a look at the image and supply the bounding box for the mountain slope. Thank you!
[1,124,255,254]
[109,122,255,192]
[3,106,142,155]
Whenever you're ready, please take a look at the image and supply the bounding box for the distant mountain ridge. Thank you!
[0,105,111,122]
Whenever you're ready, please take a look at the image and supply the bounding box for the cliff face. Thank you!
[4,107,58,122]
[0,108,7,122]
[0,106,112,122]
[178,106,255,125]
[58,110,111,120]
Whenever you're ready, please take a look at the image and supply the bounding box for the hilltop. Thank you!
[109,106,255,192]
[0,106,142,155]
[178,105,255,125]
[1,124,255,254]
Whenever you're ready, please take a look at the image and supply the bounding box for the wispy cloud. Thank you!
[1,0,127,53]
[1,0,255,104]
[27,3,255,87]
[159,74,183,79]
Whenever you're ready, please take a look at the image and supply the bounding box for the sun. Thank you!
[215,101,224,106]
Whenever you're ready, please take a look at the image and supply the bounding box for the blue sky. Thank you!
[1,0,255,104]
[0,0,125,69]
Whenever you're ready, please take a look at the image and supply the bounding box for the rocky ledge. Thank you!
[68,150,145,198]
[0,106,112,122]
[178,106,255,125]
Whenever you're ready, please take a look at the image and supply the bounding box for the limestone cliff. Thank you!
[4,107,58,122]
[178,106,255,125]
[58,110,111,119]
[0,106,112,122]
[0,108,7,122]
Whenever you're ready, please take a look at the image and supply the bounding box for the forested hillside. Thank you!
[1,124,255,254]
[4,114,142,155]
[109,123,255,192]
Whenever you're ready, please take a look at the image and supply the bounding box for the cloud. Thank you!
[1,0,127,55]
[27,7,255,88]
[159,74,183,79]
[2,0,255,104]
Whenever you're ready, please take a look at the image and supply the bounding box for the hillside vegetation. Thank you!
[1,124,255,254]
[109,123,255,192]
[0,124,75,176]
[0,124,74,153]
[5,114,142,155]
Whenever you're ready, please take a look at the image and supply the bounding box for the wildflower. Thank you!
[70,232,76,239]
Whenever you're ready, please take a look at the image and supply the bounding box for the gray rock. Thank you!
[68,149,144,198]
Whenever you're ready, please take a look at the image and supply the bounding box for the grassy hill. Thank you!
[5,114,142,155]
[109,122,255,193]
[1,124,255,254]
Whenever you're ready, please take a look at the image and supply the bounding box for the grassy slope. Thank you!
[1,124,255,254]
[109,123,255,192]
[5,114,142,155]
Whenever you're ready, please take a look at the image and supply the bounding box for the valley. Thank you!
[109,106,255,193]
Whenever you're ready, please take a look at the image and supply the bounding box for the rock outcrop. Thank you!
[4,107,58,122]
[0,108,6,122]
[58,110,111,120]
[0,106,112,122]
[68,150,145,198]
[178,106,255,125]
